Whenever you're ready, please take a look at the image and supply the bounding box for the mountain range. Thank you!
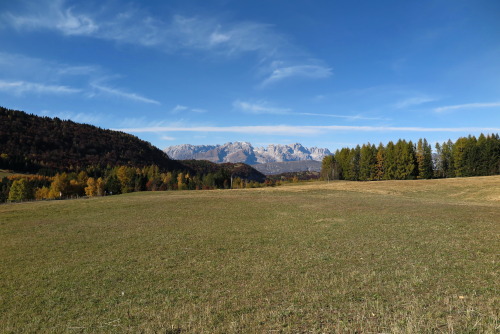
[164,142,331,165]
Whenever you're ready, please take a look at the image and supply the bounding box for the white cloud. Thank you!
[233,100,291,115]
[0,79,81,95]
[4,2,282,58]
[233,100,382,120]
[91,83,160,105]
[297,112,384,120]
[394,96,436,109]
[3,1,332,87]
[5,0,97,35]
[261,65,332,86]
[435,102,500,113]
[119,125,319,135]
[171,105,188,113]
[161,135,176,141]
[118,125,500,135]
[209,29,231,45]
[0,52,99,82]
[171,105,207,114]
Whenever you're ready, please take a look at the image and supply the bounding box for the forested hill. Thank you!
[0,106,184,173]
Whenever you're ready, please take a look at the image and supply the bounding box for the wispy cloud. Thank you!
[171,105,188,113]
[298,112,384,120]
[234,100,382,120]
[0,52,99,82]
[5,0,97,35]
[3,2,282,57]
[394,96,437,109]
[233,100,291,115]
[435,102,500,113]
[261,65,332,86]
[90,83,160,105]
[171,104,207,114]
[118,125,500,135]
[3,1,331,87]
[161,135,176,141]
[0,52,157,104]
[0,79,80,95]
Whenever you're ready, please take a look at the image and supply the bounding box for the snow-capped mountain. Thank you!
[164,142,331,164]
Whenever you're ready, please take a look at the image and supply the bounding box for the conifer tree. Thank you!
[374,143,385,180]
[384,141,396,180]
[334,148,351,180]
[321,155,336,181]
[348,145,361,181]
[453,137,468,177]
[359,143,376,181]
[416,138,433,179]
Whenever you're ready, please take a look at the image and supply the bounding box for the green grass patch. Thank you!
[0,169,14,178]
[1,177,499,333]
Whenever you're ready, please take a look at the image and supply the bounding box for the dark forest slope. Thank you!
[0,107,184,172]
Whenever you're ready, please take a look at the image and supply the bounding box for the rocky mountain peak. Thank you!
[164,142,331,164]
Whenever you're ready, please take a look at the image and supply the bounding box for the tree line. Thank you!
[2,164,273,203]
[321,134,500,181]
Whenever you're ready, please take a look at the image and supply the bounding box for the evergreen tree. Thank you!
[416,138,433,179]
[348,145,361,181]
[359,143,376,181]
[334,148,351,180]
[374,143,385,180]
[453,137,468,177]
[320,155,337,181]
[384,141,397,180]
[395,140,417,180]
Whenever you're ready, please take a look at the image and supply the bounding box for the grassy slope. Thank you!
[0,170,14,178]
[1,176,499,333]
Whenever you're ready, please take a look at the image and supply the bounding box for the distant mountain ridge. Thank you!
[164,142,331,164]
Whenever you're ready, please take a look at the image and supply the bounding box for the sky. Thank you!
[1,0,499,152]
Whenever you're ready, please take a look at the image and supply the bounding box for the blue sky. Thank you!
[1,0,499,152]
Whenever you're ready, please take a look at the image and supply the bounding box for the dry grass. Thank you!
[1,176,499,333]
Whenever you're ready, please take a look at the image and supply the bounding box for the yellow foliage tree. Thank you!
[85,177,97,196]
[117,166,135,193]
[35,186,51,200]
[177,172,186,190]
[96,177,105,196]
[49,173,69,198]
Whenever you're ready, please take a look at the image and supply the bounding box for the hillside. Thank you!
[180,160,266,182]
[165,142,331,164]
[252,160,322,175]
[0,107,185,173]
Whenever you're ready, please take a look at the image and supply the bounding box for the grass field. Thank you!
[1,176,499,333]
[0,170,14,178]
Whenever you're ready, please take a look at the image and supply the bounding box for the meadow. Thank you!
[1,176,499,333]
